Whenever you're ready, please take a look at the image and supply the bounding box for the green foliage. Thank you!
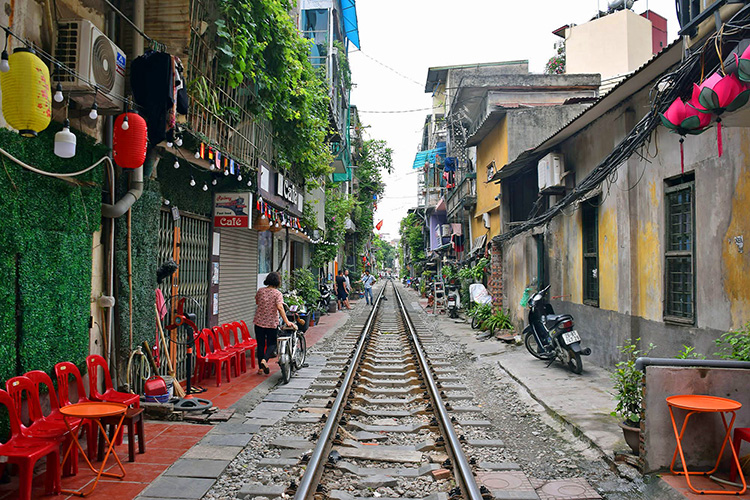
[458,257,489,282]
[114,180,162,365]
[301,201,318,232]
[676,345,706,360]
[611,339,655,424]
[372,234,395,269]
[158,157,214,216]
[399,213,426,264]
[716,322,750,361]
[333,40,352,91]
[213,0,332,181]
[484,309,514,331]
[468,303,493,327]
[545,42,565,75]
[312,183,356,268]
[290,268,320,306]
[0,124,106,385]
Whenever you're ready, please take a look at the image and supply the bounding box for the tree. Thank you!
[372,234,395,269]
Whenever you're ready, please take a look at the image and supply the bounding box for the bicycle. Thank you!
[277,305,307,384]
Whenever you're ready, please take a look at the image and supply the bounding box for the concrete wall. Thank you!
[566,9,655,80]
[643,366,750,473]
[500,70,750,368]
[472,118,507,241]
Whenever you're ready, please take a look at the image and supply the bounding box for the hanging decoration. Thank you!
[54,119,76,158]
[254,212,271,231]
[0,48,51,137]
[113,112,148,169]
[375,220,384,231]
[690,72,750,157]
[734,42,750,82]
[660,97,711,172]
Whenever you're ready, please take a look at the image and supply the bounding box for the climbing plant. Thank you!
[213,0,332,182]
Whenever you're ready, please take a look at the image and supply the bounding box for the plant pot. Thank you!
[618,420,641,455]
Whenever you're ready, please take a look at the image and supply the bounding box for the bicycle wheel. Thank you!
[293,333,307,370]
[279,341,292,384]
[471,316,480,329]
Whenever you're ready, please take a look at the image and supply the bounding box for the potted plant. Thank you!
[611,338,655,455]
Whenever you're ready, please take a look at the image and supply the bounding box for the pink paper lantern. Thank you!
[660,97,711,172]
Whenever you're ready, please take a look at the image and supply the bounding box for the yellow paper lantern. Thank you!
[0,48,52,137]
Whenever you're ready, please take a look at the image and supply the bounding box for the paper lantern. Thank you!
[660,97,711,172]
[0,48,51,137]
[735,42,750,82]
[689,72,750,157]
[113,112,148,169]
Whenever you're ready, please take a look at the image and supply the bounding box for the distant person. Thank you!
[253,272,294,375]
[344,269,353,309]
[335,270,349,310]
[359,269,376,305]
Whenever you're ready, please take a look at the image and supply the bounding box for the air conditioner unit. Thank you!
[537,153,565,191]
[441,224,452,237]
[55,19,126,110]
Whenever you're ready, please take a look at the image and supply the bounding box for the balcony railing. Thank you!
[187,0,274,167]
[446,173,476,217]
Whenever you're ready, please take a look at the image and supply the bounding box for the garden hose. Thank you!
[126,346,151,394]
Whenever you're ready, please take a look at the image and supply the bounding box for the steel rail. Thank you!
[394,285,484,500]
[294,284,386,500]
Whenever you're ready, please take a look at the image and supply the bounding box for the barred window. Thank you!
[665,178,695,323]
[582,199,599,307]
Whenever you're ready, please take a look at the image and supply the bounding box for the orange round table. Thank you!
[59,402,128,497]
[667,395,747,495]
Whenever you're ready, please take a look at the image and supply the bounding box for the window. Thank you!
[582,199,598,306]
[665,176,695,322]
[258,230,273,274]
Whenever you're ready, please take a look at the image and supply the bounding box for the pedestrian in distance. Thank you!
[253,272,294,375]
[334,270,350,311]
[358,269,376,305]
[344,269,353,309]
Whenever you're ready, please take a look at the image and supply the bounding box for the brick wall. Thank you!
[489,239,503,311]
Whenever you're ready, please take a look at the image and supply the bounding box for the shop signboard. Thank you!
[213,192,253,228]
[257,159,303,216]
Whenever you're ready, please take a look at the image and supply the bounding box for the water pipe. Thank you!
[635,357,750,372]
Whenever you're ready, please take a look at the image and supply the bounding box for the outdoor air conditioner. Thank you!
[441,224,452,237]
[537,152,565,191]
[55,19,126,110]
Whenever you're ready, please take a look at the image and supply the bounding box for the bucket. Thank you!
[162,376,175,400]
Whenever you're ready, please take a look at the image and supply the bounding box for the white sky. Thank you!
[349,0,680,239]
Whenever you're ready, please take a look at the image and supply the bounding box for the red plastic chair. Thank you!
[730,427,750,482]
[238,320,258,369]
[86,354,140,408]
[195,328,233,386]
[0,389,61,500]
[54,361,97,458]
[217,324,246,374]
[25,370,83,476]
[209,327,239,377]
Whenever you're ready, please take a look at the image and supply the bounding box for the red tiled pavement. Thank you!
[0,308,350,500]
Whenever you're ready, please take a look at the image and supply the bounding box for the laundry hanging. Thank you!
[131,50,173,146]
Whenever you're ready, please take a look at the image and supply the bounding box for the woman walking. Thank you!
[254,272,294,374]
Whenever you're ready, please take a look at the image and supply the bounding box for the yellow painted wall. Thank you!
[598,207,619,311]
[472,118,508,241]
[723,132,750,328]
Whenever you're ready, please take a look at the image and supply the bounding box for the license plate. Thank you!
[562,330,580,344]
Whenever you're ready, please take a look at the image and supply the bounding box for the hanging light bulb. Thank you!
[247,180,252,187]
[0,30,9,73]
[189,177,196,187]
[212,178,217,186]
[202,182,208,191]
[166,141,173,148]
[164,199,170,206]
[175,137,183,147]
[121,114,129,130]
[195,150,201,159]
[173,160,180,169]
[54,118,76,158]
[88,102,98,120]
[224,169,229,176]
[237,173,242,182]
[53,82,63,103]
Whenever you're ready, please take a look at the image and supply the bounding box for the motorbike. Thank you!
[446,282,460,319]
[288,303,309,333]
[522,284,591,374]
[318,282,332,313]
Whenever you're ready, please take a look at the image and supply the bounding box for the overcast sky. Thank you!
[349,0,680,240]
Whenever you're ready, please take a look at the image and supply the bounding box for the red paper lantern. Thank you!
[113,112,148,169]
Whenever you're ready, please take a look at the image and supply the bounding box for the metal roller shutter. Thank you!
[218,228,258,327]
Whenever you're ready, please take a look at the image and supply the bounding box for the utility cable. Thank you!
[349,49,424,87]
[0,147,112,178]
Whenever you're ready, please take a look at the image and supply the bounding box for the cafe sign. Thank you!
[275,172,299,205]
[213,192,253,228]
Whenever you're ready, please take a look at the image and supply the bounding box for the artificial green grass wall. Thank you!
[0,123,107,384]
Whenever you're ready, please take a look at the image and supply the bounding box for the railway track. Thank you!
[293,281,488,500]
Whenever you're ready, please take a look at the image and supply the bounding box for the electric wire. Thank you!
[349,49,424,87]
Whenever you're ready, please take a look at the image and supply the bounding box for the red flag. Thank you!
[375,220,383,230]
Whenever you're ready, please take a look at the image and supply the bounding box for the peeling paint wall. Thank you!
[500,77,750,366]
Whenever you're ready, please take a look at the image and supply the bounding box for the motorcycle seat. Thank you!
[544,314,572,324]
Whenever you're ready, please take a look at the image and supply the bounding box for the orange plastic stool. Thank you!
[667,394,747,495]
[729,427,750,483]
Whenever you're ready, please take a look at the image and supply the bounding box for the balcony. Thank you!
[447,173,476,218]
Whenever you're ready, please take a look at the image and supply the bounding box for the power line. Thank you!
[359,107,433,114]
[350,49,424,88]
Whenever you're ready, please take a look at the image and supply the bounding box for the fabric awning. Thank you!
[340,0,360,49]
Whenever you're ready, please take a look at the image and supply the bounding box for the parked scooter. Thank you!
[446,282,460,319]
[318,282,332,313]
[522,285,591,374]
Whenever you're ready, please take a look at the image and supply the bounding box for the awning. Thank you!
[340,0,360,49]
[412,143,447,169]
[470,234,487,255]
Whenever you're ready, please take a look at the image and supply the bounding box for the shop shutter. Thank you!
[218,228,258,327]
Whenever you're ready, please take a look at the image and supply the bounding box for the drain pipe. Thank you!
[635,357,750,372]
[101,166,144,218]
